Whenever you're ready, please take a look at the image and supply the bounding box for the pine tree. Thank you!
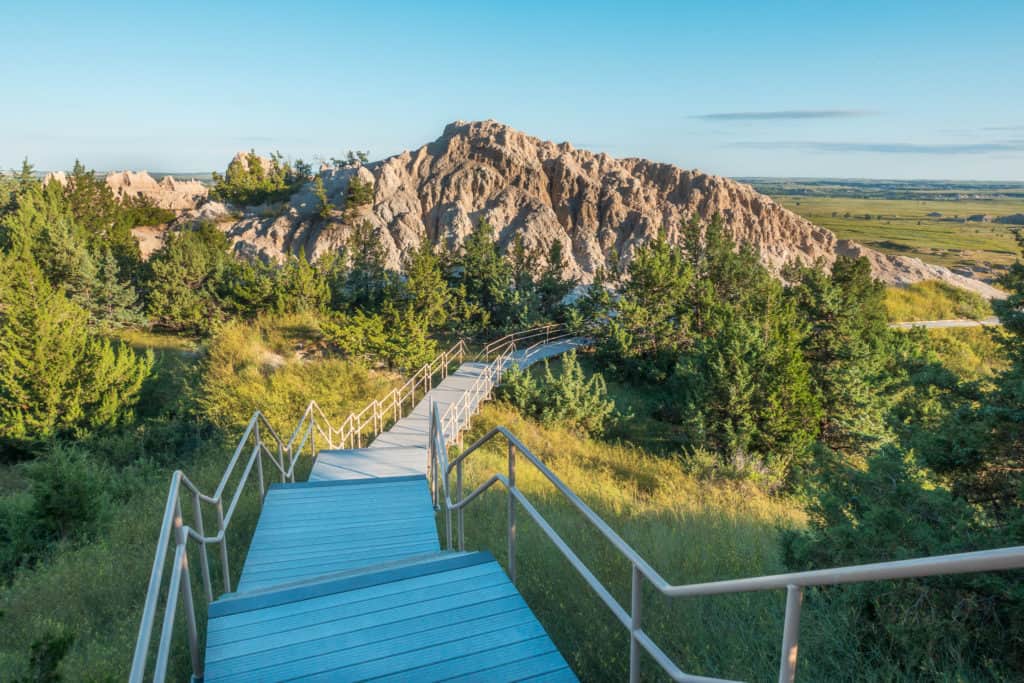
[272,255,329,314]
[342,221,391,312]
[673,220,819,489]
[0,254,152,448]
[146,222,231,334]
[0,179,72,253]
[401,240,450,331]
[380,304,438,371]
[220,258,276,318]
[88,248,146,330]
[537,240,576,317]
[64,160,140,271]
[788,256,896,459]
[457,217,513,330]
[313,176,334,219]
[598,228,692,380]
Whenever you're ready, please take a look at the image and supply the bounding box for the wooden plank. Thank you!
[207,571,513,648]
[208,561,503,632]
[516,667,580,682]
[206,585,525,663]
[211,552,494,618]
[450,651,576,681]
[283,616,551,683]
[242,530,437,563]
[267,474,426,491]
[236,544,445,591]
[206,609,543,682]
[365,635,557,682]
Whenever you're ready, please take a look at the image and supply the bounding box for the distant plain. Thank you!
[749,178,1024,278]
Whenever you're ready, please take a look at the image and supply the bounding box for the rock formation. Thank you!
[43,169,208,211]
[105,171,208,211]
[199,120,1008,298]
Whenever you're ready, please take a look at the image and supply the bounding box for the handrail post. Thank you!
[430,402,439,509]
[630,563,643,683]
[191,490,213,602]
[309,421,316,475]
[280,439,288,484]
[180,546,203,682]
[216,500,230,594]
[457,460,465,551]
[778,584,804,683]
[255,445,265,504]
[507,440,517,584]
[173,499,203,682]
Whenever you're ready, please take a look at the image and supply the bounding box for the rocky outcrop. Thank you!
[43,169,208,211]
[835,241,1004,298]
[106,171,208,211]
[209,120,1005,298]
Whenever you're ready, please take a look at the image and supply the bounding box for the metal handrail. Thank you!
[331,339,468,448]
[130,337,474,682]
[439,324,575,450]
[131,329,566,682]
[473,322,566,362]
[428,409,1024,683]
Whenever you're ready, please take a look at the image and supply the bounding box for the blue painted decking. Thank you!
[310,339,581,482]
[203,343,581,682]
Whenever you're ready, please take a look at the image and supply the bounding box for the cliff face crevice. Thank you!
[193,119,1004,298]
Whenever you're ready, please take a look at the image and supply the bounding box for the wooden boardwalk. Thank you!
[203,340,581,682]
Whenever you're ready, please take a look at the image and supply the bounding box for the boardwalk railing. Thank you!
[328,339,469,448]
[428,408,1024,683]
[439,324,575,451]
[129,327,563,682]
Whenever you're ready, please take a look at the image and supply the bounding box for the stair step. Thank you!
[204,552,576,682]
[211,551,485,618]
[234,474,438,593]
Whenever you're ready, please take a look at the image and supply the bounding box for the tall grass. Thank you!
[925,327,1009,380]
[453,403,805,681]
[199,312,399,430]
[885,282,992,322]
[0,314,399,681]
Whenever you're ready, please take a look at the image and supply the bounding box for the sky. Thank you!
[2,0,1023,180]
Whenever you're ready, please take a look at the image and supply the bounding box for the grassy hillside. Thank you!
[455,399,1016,681]
[884,281,992,322]
[0,316,397,681]
[453,403,804,681]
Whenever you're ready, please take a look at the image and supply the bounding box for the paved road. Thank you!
[890,316,1001,330]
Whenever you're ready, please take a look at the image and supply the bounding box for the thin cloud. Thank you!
[733,140,1024,155]
[694,109,874,121]
[982,125,1024,132]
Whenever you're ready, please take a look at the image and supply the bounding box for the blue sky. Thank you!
[2,0,1022,180]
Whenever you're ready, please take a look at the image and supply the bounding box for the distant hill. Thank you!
[187,120,1002,298]
[742,177,1024,201]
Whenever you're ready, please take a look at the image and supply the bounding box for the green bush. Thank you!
[210,150,309,207]
[198,315,398,430]
[498,351,615,436]
[783,447,1023,679]
[146,222,232,334]
[118,194,175,227]
[0,445,110,577]
[0,255,153,450]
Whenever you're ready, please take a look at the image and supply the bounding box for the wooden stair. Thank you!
[200,345,583,681]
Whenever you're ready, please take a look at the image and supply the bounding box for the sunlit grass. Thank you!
[0,315,400,681]
[452,403,804,681]
[884,282,992,322]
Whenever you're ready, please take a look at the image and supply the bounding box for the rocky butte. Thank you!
[171,120,1002,298]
